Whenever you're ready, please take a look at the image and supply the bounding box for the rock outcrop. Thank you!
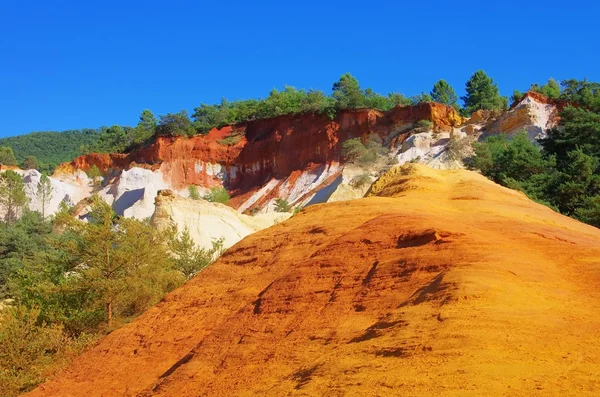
[151,190,290,250]
[483,91,561,140]
[54,103,463,193]
[28,164,600,397]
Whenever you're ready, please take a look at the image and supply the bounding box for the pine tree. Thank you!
[0,170,28,223]
[431,80,459,110]
[332,73,366,109]
[0,147,17,167]
[36,173,53,218]
[461,70,508,115]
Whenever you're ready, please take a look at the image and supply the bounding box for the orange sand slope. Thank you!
[29,164,600,396]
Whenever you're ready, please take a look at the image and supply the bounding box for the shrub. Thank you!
[446,136,473,161]
[350,173,372,188]
[274,198,292,213]
[0,306,94,397]
[169,227,224,279]
[217,133,243,146]
[341,138,386,166]
[416,120,433,130]
[293,206,303,215]
[86,165,102,179]
[203,186,230,204]
[188,185,200,200]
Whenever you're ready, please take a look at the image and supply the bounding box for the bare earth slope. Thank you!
[29,164,600,396]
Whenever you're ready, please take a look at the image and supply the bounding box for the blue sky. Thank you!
[1,0,599,137]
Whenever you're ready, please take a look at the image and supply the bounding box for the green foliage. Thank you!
[0,170,28,224]
[341,138,386,166]
[461,70,508,115]
[292,206,303,215]
[541,106,600,160]
[332,73,365,109]
[36,173,53,218]
[411,92,434,104]
[217,132,244,146]
[559,79,600,112]
[431,80,459,110]
[96,125,128,153]
[349,173,372,188]
[156,110,196,137]
[470,111,600,227]
[530,78,561,99]
[86,165,102,180]
[416,119,433,130]
[0,147,18,166]
[132,109,158,145]
[0,198,214,393]
[188,185,200,200]
[511,89,524,106]
[0,305,93,397]
[169,228,223,280]
[274,198,292,213]
[203,186,230,204]
[21,156,38,170]
[0,129,101,173]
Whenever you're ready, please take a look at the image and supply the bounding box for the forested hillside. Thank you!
[0,129,101,173]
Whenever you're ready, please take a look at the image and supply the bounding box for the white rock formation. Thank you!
[151,191,290,250]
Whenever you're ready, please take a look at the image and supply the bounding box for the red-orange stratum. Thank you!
[29,164,600,396]
[54,103,463,192]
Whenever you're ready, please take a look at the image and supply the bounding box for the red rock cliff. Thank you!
[54,103,463,193]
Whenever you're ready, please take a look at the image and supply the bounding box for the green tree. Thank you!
[55,197,181,328]
[412,92,434,104]
[387,92,413,107]
[274,198,291,212]
[86,165,102,179]
[530,78,561,99]
[156,110,196,137]
[341,138,386,165]
[430,80,459,110]
[36,173,53,218]
[559,79,600,112]
[21,156,38,170]
[133,110,158,145]
[461,70,508,115]
[511,89,524,106]
[188,185,200,200]
[169,227,223,279]
[203,186,230,204]
[0,170,28,224]
[0,147,17,167]
[96,125,128,153]
[332,73,366,109]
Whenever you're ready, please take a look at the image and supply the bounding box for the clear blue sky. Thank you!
[1,0,599,137]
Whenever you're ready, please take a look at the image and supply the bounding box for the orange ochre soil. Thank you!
[28,164,600,396]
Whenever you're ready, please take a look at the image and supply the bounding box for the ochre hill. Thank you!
[29,164,600,396]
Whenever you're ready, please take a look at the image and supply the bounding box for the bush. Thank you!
[341,138,386,166]
[217,133,243,146]
[203,187,230,204]
[0,306,94,397]
[188,185,200,200]
[446,136,473,161]
[86,165,102,179]
[169,227,224,279]
[274,198,292,213]
[350,173,372,188]
[416,120,433,130]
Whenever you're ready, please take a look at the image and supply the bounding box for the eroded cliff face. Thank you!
[43,93,560,232]
[27,164,600,397]
[483,91,562,139]
[54,103,463,194]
